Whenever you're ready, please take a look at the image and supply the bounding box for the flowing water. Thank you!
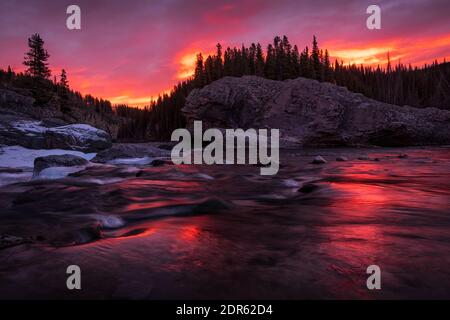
[1,147,450,299]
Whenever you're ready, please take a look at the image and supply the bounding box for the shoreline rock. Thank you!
[183,76,450,147]
[0,113,112,152]
[92,143,171,164]
[312,155,327,164]
[33,154,89,177]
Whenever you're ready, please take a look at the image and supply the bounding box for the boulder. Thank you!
[0,114,47,149]
[0,234,30,249]
[183,76,450,147]
[92,143,170,163]
[0,88,121,139]
[44,124,111,152]
[312,156,327,164]
[0,113,111,152]
[298,183,320,193]
[33,154,88,176]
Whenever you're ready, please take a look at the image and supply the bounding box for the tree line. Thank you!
[0,33,115,116]
[122,35,449,140]
[3,33,448,142]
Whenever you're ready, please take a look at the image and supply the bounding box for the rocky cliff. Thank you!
[183,76,450,147]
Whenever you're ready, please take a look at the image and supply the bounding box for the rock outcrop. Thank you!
[92,143,171,163]
[0,112,112,152]
[33,154,88,176]
[44,124,112,152]
[0,88,121,138]
[183,76,450,147]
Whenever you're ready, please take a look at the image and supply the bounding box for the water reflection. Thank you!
[0,147,450,299]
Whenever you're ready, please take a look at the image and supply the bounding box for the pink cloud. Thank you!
[0,0,448,107]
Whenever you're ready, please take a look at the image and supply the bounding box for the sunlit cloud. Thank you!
[175,46,215,80]
[177,52,198,80]
[109,95,151,106]
[0,0,449,107]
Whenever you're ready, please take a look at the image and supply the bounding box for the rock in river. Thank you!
[183,76,450,147]
[312,156,327,164]
[33,154,88,177]
[0,113,112,153]
[336,156,348,162]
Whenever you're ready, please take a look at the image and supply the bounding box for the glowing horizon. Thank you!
[1,0,449,108]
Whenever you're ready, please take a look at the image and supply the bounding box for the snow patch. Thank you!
[0,171,33,187]
[93,215,125,229]
[12,120,47,134]
[107,157,153,165]
[48,124,109,142]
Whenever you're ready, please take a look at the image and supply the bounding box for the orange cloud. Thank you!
[177,52,198,79]
[175,46,216,80]
[327,34,450,67]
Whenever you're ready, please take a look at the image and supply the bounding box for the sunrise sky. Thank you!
[1,0,449,107]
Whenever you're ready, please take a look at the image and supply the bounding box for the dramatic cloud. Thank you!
[1,0,449,106]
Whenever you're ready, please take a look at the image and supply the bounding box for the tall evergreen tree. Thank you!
[311,35,321,80]
[23,33,51,79]
[204,56,214,83]
[255,43,265,77]
[60,69,69,88]
[194,53,206,87]
[223,48,233,76]
[299,46,313,78]
[265,44,277,79]
[291,45,300,78]
[214,43,223,80]
[6,66,13,81]
[248,43,257,75]
[323,50,333,82]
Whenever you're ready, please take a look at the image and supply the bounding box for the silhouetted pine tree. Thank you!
[60,69,69,88]
[23,33,51,79]
[291,45,300,79]
[255,43,265,77]
[264,44,277,79]
[194,53,206,88]
[323,50,333,82]
[311,36,321,80]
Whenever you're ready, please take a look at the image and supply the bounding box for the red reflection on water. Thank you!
[180,225,201,242]
[316,156,450,293]
[124,199,193,212]
[122,227,158,239]
[329,182,389,216]
[123,179,203,190]
[318,162,394,285]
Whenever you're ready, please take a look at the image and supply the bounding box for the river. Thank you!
[0,146,449,299]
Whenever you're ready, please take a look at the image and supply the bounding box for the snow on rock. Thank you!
[0,115,112,152]
[92,143,170,163]
[45,124,112,152]
[107,157,153,165]
[93,214,125,229]
[12,120,47,135]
